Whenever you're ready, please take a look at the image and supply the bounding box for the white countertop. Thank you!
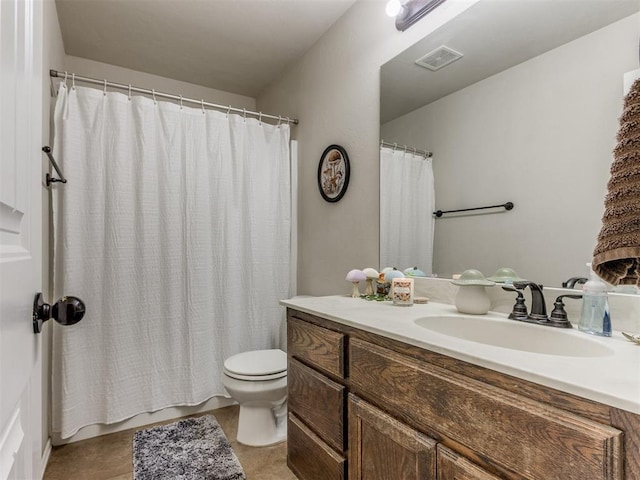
[281,295,640,415]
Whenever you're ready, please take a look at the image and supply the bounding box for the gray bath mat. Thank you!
[133,414,246,480]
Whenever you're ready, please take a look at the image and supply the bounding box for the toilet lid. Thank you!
[224,349,287,378]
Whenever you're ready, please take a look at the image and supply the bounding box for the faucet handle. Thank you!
[549,294,582,328]
[502,286,528,321]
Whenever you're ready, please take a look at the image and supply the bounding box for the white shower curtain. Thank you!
[51,83,291,439]
[379,146,435,273]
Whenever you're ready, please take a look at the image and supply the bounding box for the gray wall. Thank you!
[258,0,479,295]
[382,13,640,287]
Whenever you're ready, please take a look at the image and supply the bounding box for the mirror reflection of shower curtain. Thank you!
[380,146,435,273]
[51,83,291,439]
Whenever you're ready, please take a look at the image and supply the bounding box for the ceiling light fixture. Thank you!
[389,0,448,31]
[385,0,407,18]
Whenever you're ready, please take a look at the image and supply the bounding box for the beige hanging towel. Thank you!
[593,77,640,285]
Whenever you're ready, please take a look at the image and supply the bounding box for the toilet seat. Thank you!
[224,349,287,381]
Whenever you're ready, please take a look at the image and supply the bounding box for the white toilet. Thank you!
[222,349,288,447]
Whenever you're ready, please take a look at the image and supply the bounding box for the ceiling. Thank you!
[381,0,640,124]
[55,0,357,98]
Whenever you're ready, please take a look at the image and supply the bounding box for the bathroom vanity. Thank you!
[282,296,640,480]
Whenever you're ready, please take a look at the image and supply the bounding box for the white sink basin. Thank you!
[415,316,614,357]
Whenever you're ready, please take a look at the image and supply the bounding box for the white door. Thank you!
[0,0,44,478]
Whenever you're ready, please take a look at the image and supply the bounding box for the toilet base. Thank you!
[236,402,287,447]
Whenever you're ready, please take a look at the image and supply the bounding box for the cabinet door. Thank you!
[349,394,436,480]
[437,446,500,480]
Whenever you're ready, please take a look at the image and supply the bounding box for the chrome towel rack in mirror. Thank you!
[42,146,66,186]
[434,201,514,218]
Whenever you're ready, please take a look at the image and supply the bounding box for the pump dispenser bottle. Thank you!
[578,264,611,337]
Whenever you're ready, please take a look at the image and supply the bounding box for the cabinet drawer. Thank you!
[288,357,346,452]
[288,315,345,378]
[437,445,500,480]
[288,413,346,480]
[349,338,622,480]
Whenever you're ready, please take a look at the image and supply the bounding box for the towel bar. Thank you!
[434,202,514,218]
[42,146,67,186]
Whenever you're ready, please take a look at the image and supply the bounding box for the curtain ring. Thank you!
[285,117,290,125]
[393,142,398,151]
[152,89,157,105]
[128,84,132,101]
[201,99,205,114]
[258,112,262,125]
[243,108,246,122]
[226,105,231,118]
[103,79,107,96]
[413,147,417,155]
[179,95,183,110]
[404,145,408,153]
[277,115,281,128]
[71,73,76,90]
[63,71,68,87]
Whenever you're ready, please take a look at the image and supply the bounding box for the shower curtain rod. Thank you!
[380,140,432,158]
[49,69,299,125]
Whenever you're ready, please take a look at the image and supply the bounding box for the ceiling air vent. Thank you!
[415,45,463,71]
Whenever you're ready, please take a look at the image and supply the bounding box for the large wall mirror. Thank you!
[380,0,640,288]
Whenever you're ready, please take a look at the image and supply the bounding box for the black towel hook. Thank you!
[42,146,67,186]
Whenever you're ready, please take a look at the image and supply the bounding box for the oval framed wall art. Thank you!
[317,144,350,203]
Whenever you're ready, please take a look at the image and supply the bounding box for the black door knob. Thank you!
[32,292,86,333]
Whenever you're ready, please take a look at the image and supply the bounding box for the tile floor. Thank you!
[43,405,298,480]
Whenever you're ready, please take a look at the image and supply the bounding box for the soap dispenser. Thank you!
[578,264,611,337]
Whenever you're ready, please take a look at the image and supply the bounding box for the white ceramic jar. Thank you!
[451,269,496,315]
[454,285,491,314]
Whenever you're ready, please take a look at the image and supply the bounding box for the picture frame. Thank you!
[317,144,350,203]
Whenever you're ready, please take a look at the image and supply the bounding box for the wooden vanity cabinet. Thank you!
[287,308,636,480]
[287,316,347,480]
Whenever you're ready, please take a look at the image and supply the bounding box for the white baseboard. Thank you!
[50,396,236,446]
[40,439,52,479]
